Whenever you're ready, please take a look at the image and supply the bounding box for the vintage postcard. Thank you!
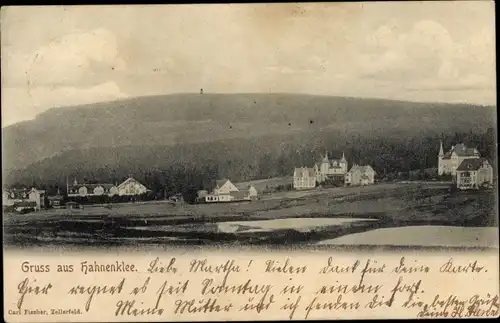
[2,2,499,322]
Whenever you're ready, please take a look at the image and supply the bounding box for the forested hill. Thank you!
[2,93,496,193]
[4,128,496,195]
[3,93,495,171]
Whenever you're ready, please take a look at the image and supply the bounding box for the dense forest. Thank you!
[3,93,495,172]
[5,127,495,199]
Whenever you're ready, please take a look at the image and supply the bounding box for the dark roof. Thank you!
[48,195,64,200]
[230,190,249,199]
[456,158,490,171]
[454,144,479,157]
[443,144,480,159]
[5,188,29,193]
[235,183,256,191]
[69,184,116,190]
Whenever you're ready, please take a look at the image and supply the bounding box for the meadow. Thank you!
[3,182,497,249]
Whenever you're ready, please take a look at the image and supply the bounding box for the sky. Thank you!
[1,2,496,127]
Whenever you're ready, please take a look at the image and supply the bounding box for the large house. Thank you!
[202,179,258,203]
[293,151,349,190]
[438,142,481,176]
[117,177,148,196]
[345,164,376,186]
[455,158,493,190]
[2,188,46,211]
[67,179,118,197]
[67,177,149,197]
[293,167,316,190]
[315,151,348,183]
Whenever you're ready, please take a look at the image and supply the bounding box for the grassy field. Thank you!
[3,182,497,248]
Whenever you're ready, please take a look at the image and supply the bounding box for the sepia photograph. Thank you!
[2,2,497,252]
[2,3,499,322]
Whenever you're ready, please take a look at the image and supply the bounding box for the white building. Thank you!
[203,179,258,203]
[293,151,349,189]
[117,177,148,196]
[315,151,348,183]
[67,177,148,197]
[2,188,46,211]
[213,179,239,195]
[438,141,481,176]
[67,179,118,197]
[293,167,316,190]
[345,164,376,186]
[455,158,493,190]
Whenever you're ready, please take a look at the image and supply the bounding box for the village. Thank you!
[2,140,494,215]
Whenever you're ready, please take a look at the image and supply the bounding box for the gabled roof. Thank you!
[453,144,479,157]
[118,177,146,189]
[443,144,480,159]
[349,165,376,174]
[456,158,491,171]
[216,179,230,187]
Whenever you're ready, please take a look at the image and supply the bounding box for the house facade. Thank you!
[3,188,46,211]
[293,151,349,189]
[315,151,348,183]
[67,177,148,197]
[293,167,316,190]
[117,177,148,196]
[29,188,46,210]
[3,189,26,207]
[345,164,376,186]
[455,158,493,190]
[438,142,481,176]
[203,179,258,203]
[213,179,239,195]
[67,179,118,197]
